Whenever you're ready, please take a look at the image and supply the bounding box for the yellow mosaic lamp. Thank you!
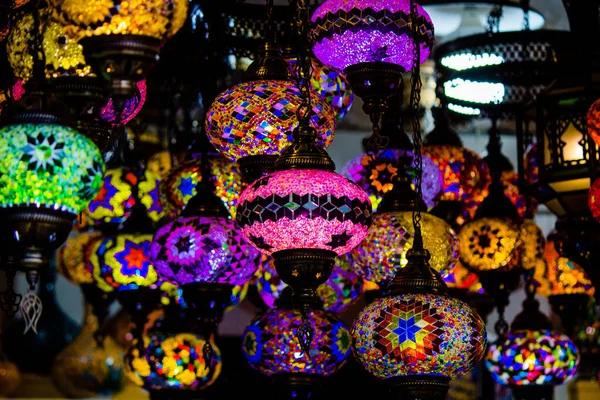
[54,0,188,104]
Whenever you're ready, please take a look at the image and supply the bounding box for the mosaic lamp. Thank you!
[0,95,104,329]
[242,286,351,399]
[256,254,363,313]
[310,0,434,139]
[352,229,487,398]
[153,152,261,340]
[486,287,579,400]
[125,308,222,398]
[533,235,595,338]
[54,0,188,108]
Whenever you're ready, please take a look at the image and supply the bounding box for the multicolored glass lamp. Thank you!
[125,305,222,398]
[55,0,188,110]
[352,229,487,398]
[152,150,261,340]
[486,284,580,400]
[0,92,104,330]
[242,286,351,399]
[425,108,490,229]
[533,234,595,338]
[310,0,433,147]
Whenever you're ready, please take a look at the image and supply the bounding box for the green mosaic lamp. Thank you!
[0,95,104,331]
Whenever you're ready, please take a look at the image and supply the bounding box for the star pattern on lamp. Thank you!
[373,299,444,364]
[115,239,152,278]
[88,174,119,213]
[178,176,195,198]
[326,230,352,250]
[20,133,65,174]
[250,234,274,251]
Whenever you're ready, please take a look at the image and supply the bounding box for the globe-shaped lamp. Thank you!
[57,230,104,286]
[242,306,351,397]
[126,332,221,393]
[150,216,261,287]
[310,0,434,72]
[0,122,104,266]
[350,211,457,285]
[353,293,486,390]
[205,80,335,178]
[159,157,245,219]
[486,330,579,389]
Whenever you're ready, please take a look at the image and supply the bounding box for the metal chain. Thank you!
[294,0,313,126]
[486,3,503,35]
[265,0,275,43]
[409,0,423,232]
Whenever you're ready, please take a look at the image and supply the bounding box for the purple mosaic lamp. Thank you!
[152,150,261,338]
[242,286,351,399]
[310,0,434,147]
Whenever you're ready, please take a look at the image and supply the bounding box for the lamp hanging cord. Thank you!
[409,0,423,239]
[486,3,503,35]
[265,0,275,43]
[294,0,313,128]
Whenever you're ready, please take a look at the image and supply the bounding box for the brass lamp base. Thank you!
[80,34,161,101]
[272,248,336,306]
[344,61,404,116]
[389,376,450,400]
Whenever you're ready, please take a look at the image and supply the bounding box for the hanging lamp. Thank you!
[55,0,188,111]
[310,0,434,150]
[486,280,580,400]
[351,6,486,396]
[236,0,372,353]
[206,0,335,183]
[242,286,351,399]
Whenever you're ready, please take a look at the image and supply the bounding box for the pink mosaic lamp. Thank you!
[310,0,434,146]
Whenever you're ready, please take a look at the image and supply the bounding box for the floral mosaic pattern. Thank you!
[352,293,486,379]
[242,308,351,376]
[0,123,104,214]
[151,216,261,286]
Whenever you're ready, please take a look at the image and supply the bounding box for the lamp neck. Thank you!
[180,152,229,218]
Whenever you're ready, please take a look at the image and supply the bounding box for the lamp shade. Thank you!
[205,80,335,162]
[310,0,434,72]
[150,216,261,287]
[256,254,363,313]
[341,149,443,210]
[349,211,457,285]
[486,330,579,386]
[159,157,245,219]
[100,80,147,127]
[441,260,484,295]
[0,123,104,214]
[126,332,221,391]
[89,233,158,292]
[54,0,188,40]
[83,167,163,227]
[352,293,487,379]
[236,169,372,256]
[242,308,351,376]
